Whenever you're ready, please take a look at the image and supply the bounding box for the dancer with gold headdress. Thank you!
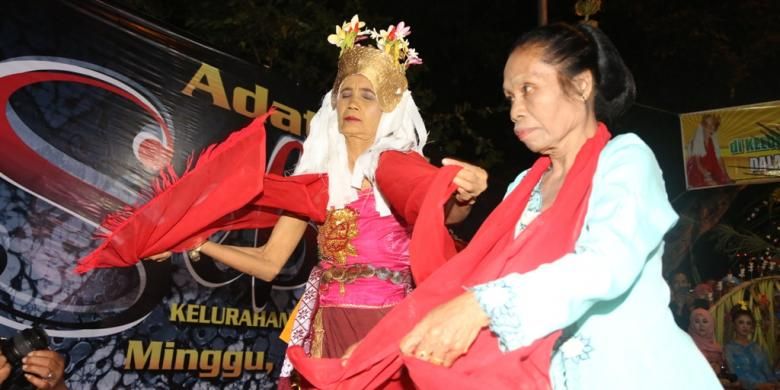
[140,14,487,388]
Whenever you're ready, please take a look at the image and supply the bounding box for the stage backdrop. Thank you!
[0,1,318,388]
[681,101,780,190]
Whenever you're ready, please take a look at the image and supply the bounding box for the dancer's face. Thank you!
[336,74,382,143]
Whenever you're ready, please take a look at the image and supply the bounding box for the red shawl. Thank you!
[288,123,611,389]
[74,114,446,279]
[75,113,328,274]
[375,151,459,284]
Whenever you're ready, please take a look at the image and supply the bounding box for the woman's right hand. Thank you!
[399,291,489,367]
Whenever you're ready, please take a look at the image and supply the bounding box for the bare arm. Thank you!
[199,214,309,281]
[445,198,474,225]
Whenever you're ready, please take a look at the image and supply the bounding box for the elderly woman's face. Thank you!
[336,74,382,142]
[503,46,588,154]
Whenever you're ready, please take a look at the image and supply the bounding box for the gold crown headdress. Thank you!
[327,15,423,112]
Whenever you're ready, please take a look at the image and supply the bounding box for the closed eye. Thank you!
[360,89,377,100]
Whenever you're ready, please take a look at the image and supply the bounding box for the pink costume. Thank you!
[279,189,412,382]
[318,189,412,309]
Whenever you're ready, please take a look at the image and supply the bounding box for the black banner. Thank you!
[0,0,318,387]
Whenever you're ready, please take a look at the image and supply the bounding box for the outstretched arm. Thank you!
[147,214,309,281]
[198,214,309,281]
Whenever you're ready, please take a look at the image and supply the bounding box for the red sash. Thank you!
[288,123,610,389]
[76,113,328,274]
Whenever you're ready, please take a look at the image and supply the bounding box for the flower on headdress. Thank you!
[327,14,369,56]
[329,16,422,70]
[368,21,422,69]
[345,14,365,32]
[405,47,423,66]
[389,21,411,40]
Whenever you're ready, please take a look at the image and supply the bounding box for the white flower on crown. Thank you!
[327,14,370,55]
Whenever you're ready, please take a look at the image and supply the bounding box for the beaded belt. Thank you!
[320,264,411,294]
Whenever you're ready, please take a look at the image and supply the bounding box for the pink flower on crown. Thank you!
[405,48,423,66]
[392,22,411,40]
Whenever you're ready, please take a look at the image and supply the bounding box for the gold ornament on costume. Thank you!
[317,207,359,265]
[327,15,423,112]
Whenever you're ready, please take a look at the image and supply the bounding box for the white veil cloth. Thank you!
[293,90,428,216]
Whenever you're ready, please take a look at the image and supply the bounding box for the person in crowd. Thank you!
[688,308,740,387]
[725,307,779,390]
[147,15,487,388]
[669,272,694,329]
[287,21,721,390]
[0,349,67,390]
[692,282,714,308]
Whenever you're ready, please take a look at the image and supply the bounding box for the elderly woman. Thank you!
[288,22,721,389]
[148,15,487,388]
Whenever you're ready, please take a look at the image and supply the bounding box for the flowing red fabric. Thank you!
[288,124,611,389]
[75,113,328,274]
[376,151,459,284]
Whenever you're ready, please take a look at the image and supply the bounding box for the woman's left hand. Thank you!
[399,291,489,367]
[22,350,67,389]
[443,158,488,205]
